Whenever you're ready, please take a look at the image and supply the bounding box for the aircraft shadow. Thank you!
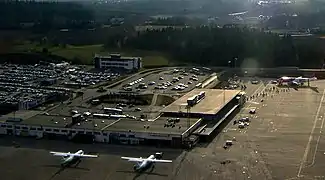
[44,164,90,171]
[310,86,319,93]
[116,167,168,180]
[44,162,90,180]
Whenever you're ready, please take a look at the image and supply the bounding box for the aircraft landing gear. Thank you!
[150,165,155,172]
[75,159,81,167]
[133,165,137,171]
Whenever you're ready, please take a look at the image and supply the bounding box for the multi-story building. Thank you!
[94,54,142,70]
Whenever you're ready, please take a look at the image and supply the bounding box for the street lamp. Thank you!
[234,57,238,69]
[228,61,231,68]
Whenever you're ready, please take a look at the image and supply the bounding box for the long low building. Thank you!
[0,89,246,148]
[0,110,202,148]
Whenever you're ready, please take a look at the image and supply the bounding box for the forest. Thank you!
[105,26,325,68]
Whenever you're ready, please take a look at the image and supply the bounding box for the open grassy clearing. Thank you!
[11,42,171,67]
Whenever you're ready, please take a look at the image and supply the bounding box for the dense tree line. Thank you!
[0,1,95,31]
[105,26,325,68]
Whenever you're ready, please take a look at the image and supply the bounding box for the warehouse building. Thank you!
[94,54,142,70]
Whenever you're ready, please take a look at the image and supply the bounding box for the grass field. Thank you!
[12,42,171,67]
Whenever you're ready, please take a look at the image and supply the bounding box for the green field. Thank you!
[12,43,172,67]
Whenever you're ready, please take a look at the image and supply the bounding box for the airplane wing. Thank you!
[147,159,173,163]
[121,157,145,162]
[50,151,98,158]
[50,151,70,156]
[72,154,98,158]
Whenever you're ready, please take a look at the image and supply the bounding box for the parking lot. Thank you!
[0,63,123,115]
[117,68,210,94]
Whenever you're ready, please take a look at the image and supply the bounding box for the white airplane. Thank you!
[228,11,248,16]
[277,76,317,86]
[50,150,98,167]
[121,152,172,172]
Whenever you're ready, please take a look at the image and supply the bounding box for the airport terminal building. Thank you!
[0,89,246,148]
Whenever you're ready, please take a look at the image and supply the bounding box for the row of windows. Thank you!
[101,62,129,66]
[0,124,108,136]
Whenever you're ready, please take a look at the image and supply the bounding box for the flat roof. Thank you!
[162,89,241,115]
[104,116,200,135]
[71,118,118,131]
[1,111,201,135]
[22,115,72,128]
[0,110,44,123]
[95,54,141,61]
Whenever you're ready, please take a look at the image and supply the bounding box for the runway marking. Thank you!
[297,89,325,177]
[305,112,325,168]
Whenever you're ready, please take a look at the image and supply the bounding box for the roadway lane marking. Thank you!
[297,89,325,177]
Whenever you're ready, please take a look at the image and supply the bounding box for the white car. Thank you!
[249,108,256,114]
[271,80,277,84]
[238,123,245,129]
[148,81,155,85]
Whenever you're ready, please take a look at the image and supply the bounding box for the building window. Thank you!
[70,130,76,133]
[61,130,68,133]
[94,132,100,135]
[30,127,36,130]
[103,133,107,136]
[37,128,42,131]
[1,124,6,128]
[22,127,28,130]
[53,129,59,132]
[45,129,51,131]
[7,125,12,128]
[15,126,21,129]
[86,132,92,135]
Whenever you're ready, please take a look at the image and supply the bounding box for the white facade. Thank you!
[94,54,142,70]
[0,122,180,143]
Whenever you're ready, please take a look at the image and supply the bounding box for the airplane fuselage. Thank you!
[277,76,317,85]
[61,150,84,166]
[134,155,155,171]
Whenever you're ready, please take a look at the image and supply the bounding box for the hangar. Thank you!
[0,89,246,148]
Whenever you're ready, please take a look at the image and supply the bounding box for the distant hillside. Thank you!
[0,52,67,65]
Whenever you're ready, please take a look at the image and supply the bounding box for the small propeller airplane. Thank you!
[121,152,172,172]
[50,150,98,167]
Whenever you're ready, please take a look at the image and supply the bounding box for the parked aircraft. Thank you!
[50,150,98,167]
[121,152,172,172]
[228,11,248,16]
[277,76,317,86]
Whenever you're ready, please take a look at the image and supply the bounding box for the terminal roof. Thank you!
[162,89,241,115]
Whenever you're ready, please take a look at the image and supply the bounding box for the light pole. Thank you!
[234,57,238,69]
